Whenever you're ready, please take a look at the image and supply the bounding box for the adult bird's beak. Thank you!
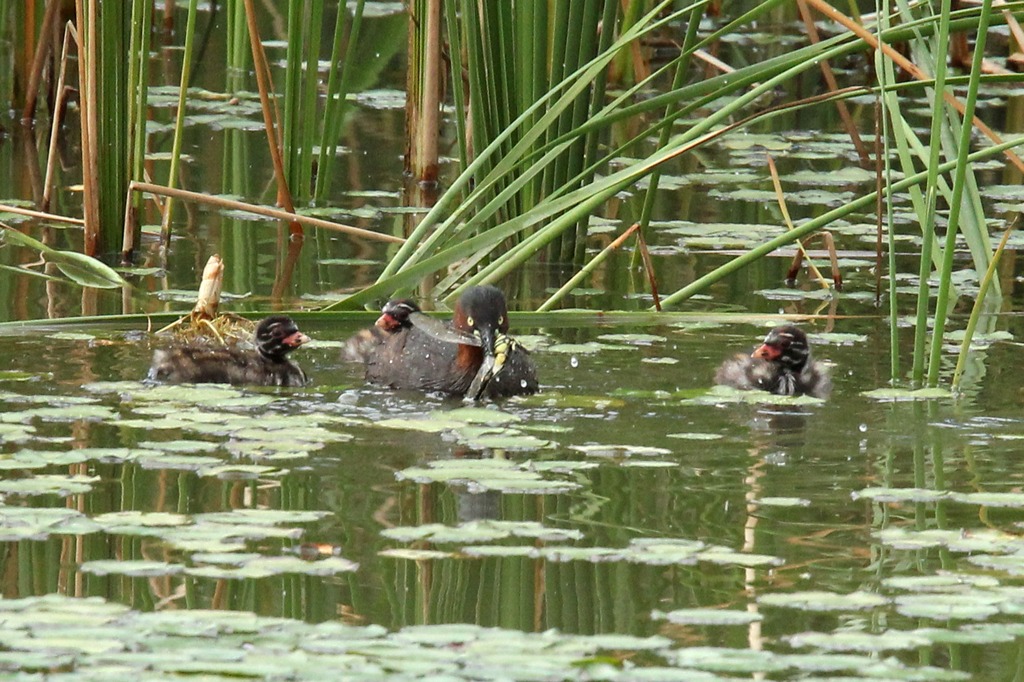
[477,324,498,358]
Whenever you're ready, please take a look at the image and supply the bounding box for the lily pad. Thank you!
[950,491,1024,508]
[882,573,1001,593]
[442,407,522,425]
[860,387,953,401]
[669,647,789,673]
[852,487,951,503]
[641,357,679,365]
[683,385,825,406]
[546,342,616,354]
[667,432,723,440]
[0,474,99,496]
[786,630,931,652]
[1,405,117,423]
[757,590,888,611]
[80,560,185,577]
[382,520,583,544]
[652,608,762,625]
[396,458,580,494]
[379,548,454,561]
[596,333,667,345]
[570,444,672,457]
[751,497,810,507]
[185,555,358,579]
[894,593,1003,620]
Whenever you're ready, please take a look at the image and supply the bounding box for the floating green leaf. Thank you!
[860,387,953,401]
[652,609,762,626]
[80,560,184,577]
[0,475,99,496]
[751,497,811,507]
[786,630,930,652]
[852,487,951,503]
[683,385,824,406]
[758,591,888,611]
[382,520,583,544]
[894,594,1002,620]
[185,555,358,579]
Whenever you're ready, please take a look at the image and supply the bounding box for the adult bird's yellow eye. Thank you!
[497,315,504,325]
[466,316,474,327]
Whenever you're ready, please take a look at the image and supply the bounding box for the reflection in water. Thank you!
[747,405,811,456]
[0,313,1021,677]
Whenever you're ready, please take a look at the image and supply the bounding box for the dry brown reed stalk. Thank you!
[804,0,1024,174]
[19,0,63,123]
[785,233,843,291]
[796,0,870,168]
[766,154,839,290]
[0,204,84,226]
[42,22,77,212]
[538,223,642,311]
[634,227,660,311]
[408,0,442,183]
[75,0,101,256]
[242,0,300,237]
[125,181,405,244]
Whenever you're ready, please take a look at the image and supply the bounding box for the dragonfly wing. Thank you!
[466,354,496,401]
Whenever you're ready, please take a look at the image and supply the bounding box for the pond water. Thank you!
[3,4,1024,680]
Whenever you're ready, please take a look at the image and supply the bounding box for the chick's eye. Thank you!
[466,316,474,327]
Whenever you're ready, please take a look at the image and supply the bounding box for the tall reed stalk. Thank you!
[121,0,153,260]
[159,0,200,246]
[315,0,365,200]
[925,0,995,387]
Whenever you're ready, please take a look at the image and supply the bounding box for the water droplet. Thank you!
[569,356,579,368]
[519,379,527,388]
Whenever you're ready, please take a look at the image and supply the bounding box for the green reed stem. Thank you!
[443,0,469,172]
[911,0,953,384]
[926,0,993,387]
[297,0,324,200]
[97,0,129,255]
[127,0,151,215]
[160,0,200,246]
[633,1,705,273]
[283,1,301,188]
[875,0,899,382]
[315,0,365,200]
[951,225,1013,393]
